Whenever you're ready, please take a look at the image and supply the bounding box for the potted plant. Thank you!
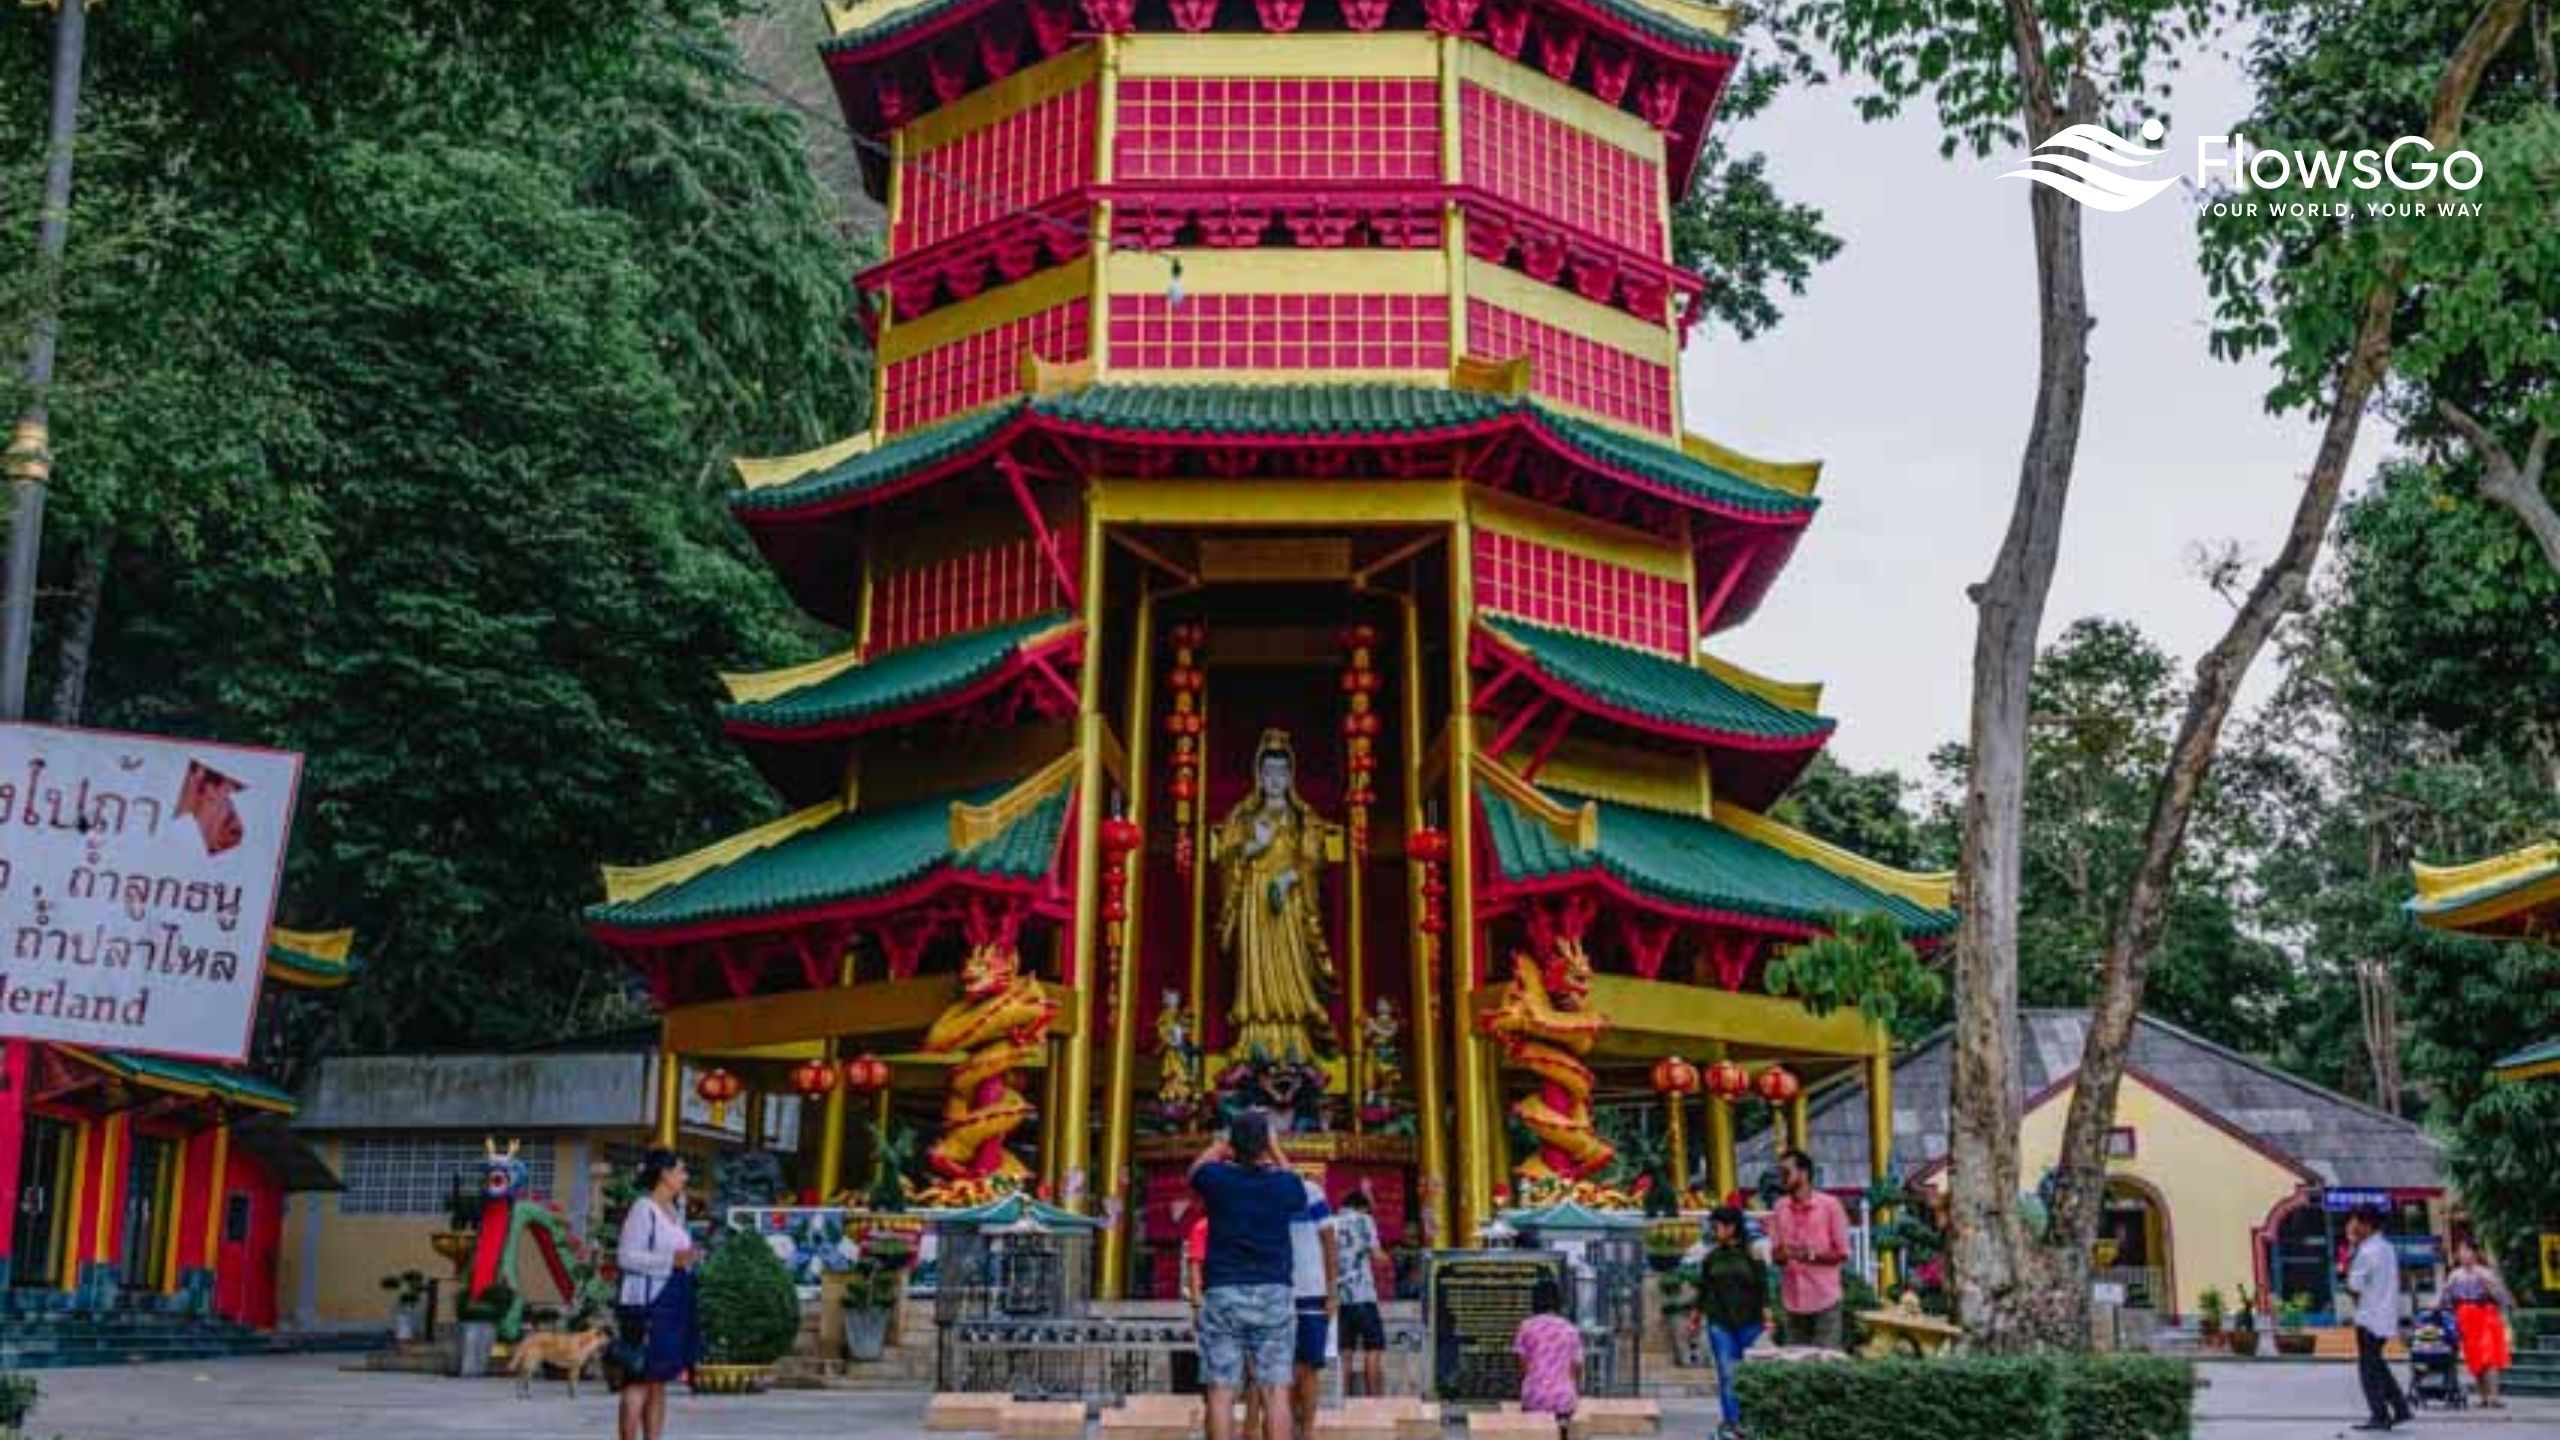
[2196,1285,2226,1341]
[2227,1284,2262,1356]
[1655,1261,1706,1369]
[1643,1222,1694,1275]
[430,1180,480,1278]
[841,1234,913,1363]
[2275,1293,2317,1356]
[453,1280,513,1378]
[694,1229,800,1393]
[380,1270,430,1343]
[0,1372,37,1431]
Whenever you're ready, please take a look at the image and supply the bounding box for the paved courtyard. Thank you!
[16,1355,2559,1440]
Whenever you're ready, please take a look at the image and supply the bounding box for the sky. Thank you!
[1681,49,2333,777]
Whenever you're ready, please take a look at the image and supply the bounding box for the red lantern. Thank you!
[695,1066,744,1125]
[1651,1056,1700,1096]
[841,1054,891,1094]
[1703,1059,1751,1101]
[790,1057,838,1100]
[1101,815,1143,858]
[1754,1065,1801,1104]
[1410,827,1449,864]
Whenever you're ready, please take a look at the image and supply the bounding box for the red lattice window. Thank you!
[869,537,1068,655]
[1474,529,1687,657]
[1460,85,1662,256]
[898,85,1098,253]
[1111,293,1449,372]
[1116,76,1440,185]
[1468,301,1672,434]
[884,301,1090,433]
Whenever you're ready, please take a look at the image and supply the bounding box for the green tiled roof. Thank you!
[2491,1035,2560,1080]
[1482,616,1832,742]
[724,614,1074,733]
[731,405,1018,516]
[587,784,1069,935]
[822,0,1735,58]
[736,385,1816,521]
[1479,786,1955,938]
[921,1193,1103,1228]
[91,1051,297,1111]
[264,939,357,984]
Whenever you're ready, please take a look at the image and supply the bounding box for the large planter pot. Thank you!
[689,1363,774,1396]
[844,1307,891,1362]
[391,1301,423,1344]
[2225,1329,2262,1357]
[429,1231,476,1279]
[453,1321,497,1378]
[2274,1332,2317,1357]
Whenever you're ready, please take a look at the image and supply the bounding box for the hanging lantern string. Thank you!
[654,24,1185,291]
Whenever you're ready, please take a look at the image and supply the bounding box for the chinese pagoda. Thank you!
[585,0,1954,1296]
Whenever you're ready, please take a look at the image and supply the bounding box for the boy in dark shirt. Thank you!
[1191,1111,1307,1440]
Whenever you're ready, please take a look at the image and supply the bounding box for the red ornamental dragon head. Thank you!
[1542,935,1594,1009]
[960,941,1020,1000]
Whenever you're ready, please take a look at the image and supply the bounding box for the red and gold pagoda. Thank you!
[586,0,1953,1296]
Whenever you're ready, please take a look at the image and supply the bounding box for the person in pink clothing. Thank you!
[1766,1148,1850,1350]
[1514,1275,1583,1429]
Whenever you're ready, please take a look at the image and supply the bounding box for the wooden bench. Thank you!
[926,1394,1014,1433]
[1467,1409,1563,1440]
[1566,1400,1659,1440]
[1102,1395,1205,1440]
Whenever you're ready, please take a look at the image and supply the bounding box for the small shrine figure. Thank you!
[1154,988,1200,1115]
[1360,996,1404,1108]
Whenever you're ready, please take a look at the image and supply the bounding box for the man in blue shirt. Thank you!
[1192,1111,1307,1440]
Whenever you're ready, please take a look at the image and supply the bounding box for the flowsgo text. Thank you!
[2197,134,2485,218]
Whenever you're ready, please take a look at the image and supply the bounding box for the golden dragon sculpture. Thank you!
[914,933,1056,1206]
[1479,936,1615,1184]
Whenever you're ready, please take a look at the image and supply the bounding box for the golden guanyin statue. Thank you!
[1214,729,1339,1062]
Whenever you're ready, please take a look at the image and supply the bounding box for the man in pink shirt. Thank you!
[1765,1148,1850,1350]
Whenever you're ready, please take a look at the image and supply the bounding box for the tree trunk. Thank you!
[1947,3,2092,1349]
[46,540,106,725]
[2439,407,2559,574]
[2034,0,2530,1342]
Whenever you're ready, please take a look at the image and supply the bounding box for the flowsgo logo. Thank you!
[2004,120,2487,219]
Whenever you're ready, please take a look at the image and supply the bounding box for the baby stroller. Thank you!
[2406,1305,2467,1411]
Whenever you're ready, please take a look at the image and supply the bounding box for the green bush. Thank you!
[1730,1355,2193,1440]
[697,1229,802,1366]
[0,1372,36,1430]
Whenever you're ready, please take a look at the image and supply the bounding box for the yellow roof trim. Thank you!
[1025,352,1100,399]
[721,648,866,705]
[1474,752,1600,852]
[269,927,354,962]
[951,750,1082,852]
[1711,799,1955,912]
[1681,432,1822,498]
[1696,653,1825,713]
[2494,1055,2560,1084]
[733,432,877,492]
[1612,0,1739,38]
[2411,840,2560,906]
[1453,353,1533,399]
[601,800,846,906]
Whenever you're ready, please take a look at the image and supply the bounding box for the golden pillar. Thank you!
[1039,1038,1064,1193]
[1398,593,1452,1245]
[1058,505,1110,1209]
[815,955,856,1201]
[654,1041,682,1149]
[1448,512,1496,1240]
[1098,585,1157,1296]
[745,1087,768,1151]
[1868,1033,1898,1292]
[1705,1091,1737,1203]
[201,1121,231,1271]
[1789,1093,1811,1156]
[1663,1094,1689,1206]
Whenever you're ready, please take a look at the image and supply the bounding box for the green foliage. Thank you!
[0,1372,36,1431]
[1731,1356,2192,1440]
[1774,753,1941,871]
[380,1270,430,1305]
[1670,56,1842,341]
[1,3,867,1052]
[1764,912,1944,1034]
[842,1233,913,1313]
[459,1279,518,1324]
[697,1228,803,1365]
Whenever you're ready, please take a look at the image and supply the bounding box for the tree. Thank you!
[1765,0,2231,1348]
[1772,752,1938,871]
[1670,55,1842,341]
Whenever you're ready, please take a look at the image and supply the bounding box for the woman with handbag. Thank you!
[615,1149,701,1440]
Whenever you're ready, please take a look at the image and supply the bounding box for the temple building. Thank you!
[0,929,355,1343]
[2411,842,2560,1086]
[586,0,1954,1296]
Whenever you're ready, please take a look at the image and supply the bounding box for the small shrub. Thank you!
[697,1230,801,1366]
[457,1279,516,1324]
[0,1372,36,1430]
[1731,1354,2193,1440]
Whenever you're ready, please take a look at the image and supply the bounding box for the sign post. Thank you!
[0,724,301,1061]
[1422,1250,1569,1402]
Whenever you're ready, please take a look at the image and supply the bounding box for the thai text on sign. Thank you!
[0,724,301,1061]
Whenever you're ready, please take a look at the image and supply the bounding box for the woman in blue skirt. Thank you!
[615,1149,701,1440]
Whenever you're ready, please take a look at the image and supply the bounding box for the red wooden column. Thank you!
[0,1041,28,1273]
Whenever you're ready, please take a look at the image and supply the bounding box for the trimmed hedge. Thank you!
[1730,1355,2194,1440]
[697,1229,802,1366]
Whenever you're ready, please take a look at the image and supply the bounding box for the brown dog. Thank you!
[511,1323,611,1399]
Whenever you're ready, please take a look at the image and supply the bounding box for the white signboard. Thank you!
[0,724,301,1061]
